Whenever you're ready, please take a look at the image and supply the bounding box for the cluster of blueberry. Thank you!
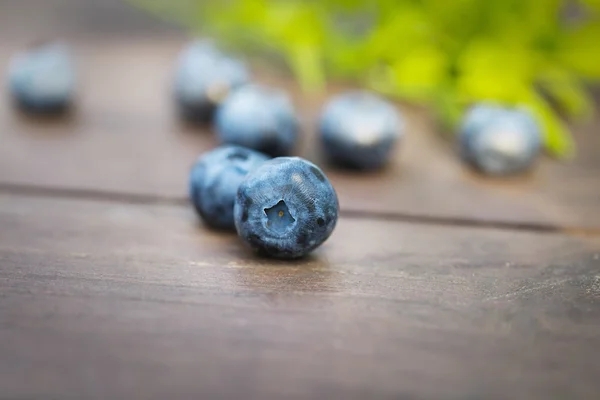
[189,146,339,259]
[174,40,408,258]
[173,40,406,169]
[7,39,544,258]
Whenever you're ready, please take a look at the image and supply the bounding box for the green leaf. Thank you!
[388,45,448,102]
[362,5,432,64]
[286,45,325,92]
[522,91,575,159]
[456,39,535,103]
[580,0,600,11]
[557,22,600,80]
[538,68,594,120]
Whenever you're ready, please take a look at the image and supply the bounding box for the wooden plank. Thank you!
[0,0,179,40]
[1,193,599,399]
[1,37,599,230]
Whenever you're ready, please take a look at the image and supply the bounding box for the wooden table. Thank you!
[1,2,599,399]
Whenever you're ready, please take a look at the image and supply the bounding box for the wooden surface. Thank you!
[1,1,600,399]
[1,193,600,399]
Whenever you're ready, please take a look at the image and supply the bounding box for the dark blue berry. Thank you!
[319,91,403,169]
[216,84,299,156]
[459,103,542,176]
[7,42,75,113]
[234,157,338,259]
[173,39,250,123]
[189,145,269,230]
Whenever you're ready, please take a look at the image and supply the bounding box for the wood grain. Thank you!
[0,36,599,230]
[1,193,599,399]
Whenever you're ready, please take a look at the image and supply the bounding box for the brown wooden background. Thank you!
[1,1,599,399]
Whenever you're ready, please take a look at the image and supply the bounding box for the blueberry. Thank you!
[319,91,404,169]
[234,157,338,259]
[189,145,269,230]
[458,104,542,176]
[7,41,75,113]
[216,84,299,157]
[173,39,250,123]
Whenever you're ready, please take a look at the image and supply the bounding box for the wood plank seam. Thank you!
[1,182,600,236]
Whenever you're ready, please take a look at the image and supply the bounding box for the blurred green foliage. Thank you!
[133,0,600,157]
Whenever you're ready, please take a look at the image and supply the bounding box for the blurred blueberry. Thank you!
[7,41,75,113]
[234,157,338,259]
[174,39,250,123]
[319,91,404,169]
[189,145,269,230]
[216,84,299,157]
[459,104,542,176]
[458,103,506,162]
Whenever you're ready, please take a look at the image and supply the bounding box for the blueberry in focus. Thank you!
[234,157,338,259]
[173,39,250,123]
[216,84,299,157]
[189,145,269,230]
[319,91,404,170]
[458,103,542,176]
[7,41,76,114]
